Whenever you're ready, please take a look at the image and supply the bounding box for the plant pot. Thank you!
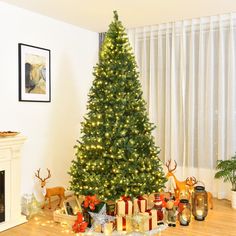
[232,191,236,209]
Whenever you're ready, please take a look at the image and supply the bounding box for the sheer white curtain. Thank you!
[127,14,236,199]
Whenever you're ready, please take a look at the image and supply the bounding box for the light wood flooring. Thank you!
[1,198,236,236]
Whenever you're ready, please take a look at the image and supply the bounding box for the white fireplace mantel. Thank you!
[0,135,27,232]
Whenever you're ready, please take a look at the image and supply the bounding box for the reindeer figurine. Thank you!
[35,168,65,209]
[165,160,188,199]
[185,176,197,197]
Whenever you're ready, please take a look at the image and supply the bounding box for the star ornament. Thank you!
[88,204,115,230]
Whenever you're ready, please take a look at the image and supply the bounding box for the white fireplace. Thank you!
[0,135,27,232]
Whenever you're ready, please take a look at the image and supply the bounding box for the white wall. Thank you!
[0,2,98,196]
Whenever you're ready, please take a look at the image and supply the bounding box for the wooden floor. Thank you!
[1,199,236,236]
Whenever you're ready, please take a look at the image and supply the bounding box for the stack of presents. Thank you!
[53,193,178,234]
[116,195,168,232]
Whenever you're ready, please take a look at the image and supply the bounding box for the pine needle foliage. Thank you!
[69,11,166,201]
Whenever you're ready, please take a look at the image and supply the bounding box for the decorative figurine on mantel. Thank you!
[35,168,65,209]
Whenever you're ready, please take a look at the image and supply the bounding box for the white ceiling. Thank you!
[2,0,236,32]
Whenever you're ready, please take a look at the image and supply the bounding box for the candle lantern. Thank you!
[178,199,191,226]
[192,183,208,221]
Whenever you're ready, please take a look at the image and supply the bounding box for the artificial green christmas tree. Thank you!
[69,11,166,201]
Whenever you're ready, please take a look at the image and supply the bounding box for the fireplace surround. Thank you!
[0,170,5,223]
[0,136,27,232]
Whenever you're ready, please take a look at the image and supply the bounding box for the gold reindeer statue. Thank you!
[35,168,65,209]
[165,160,188,198]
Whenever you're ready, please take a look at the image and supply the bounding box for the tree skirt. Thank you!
[84,224,168,235]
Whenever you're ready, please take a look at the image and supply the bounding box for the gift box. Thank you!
[116,197,133,216]
[133,196,148,213]
[93,222,114,234]
[138,209,158,231]
[94,223,102,232]
[116,215,132,232]
[103,222,114,235]
[21,193,41,219]
[146,209,158,230]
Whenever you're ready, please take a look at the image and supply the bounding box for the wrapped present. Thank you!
[143,193,154,209]
[103,222,114,235]
[21,193,41,219]
[138,209,158,232]
[94,223,102,232]
[116,196,133,216]
[92,222,114,234]
[133,196,148,213]
[116,215,132,232]
[146,209,158,230]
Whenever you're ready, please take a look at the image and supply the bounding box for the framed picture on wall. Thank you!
[18,43,51,102]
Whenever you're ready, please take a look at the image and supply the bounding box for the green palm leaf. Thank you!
[215,154,236,191]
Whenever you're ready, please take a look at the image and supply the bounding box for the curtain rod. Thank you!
[126,12,236,33]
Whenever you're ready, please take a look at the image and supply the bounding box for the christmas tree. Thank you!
[69,11,166,201]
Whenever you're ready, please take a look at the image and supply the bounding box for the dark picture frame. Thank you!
[18,43,51,102]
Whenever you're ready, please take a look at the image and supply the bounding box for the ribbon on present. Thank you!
[134,196,147,213]
[137,196,147,212]
[121,196,131,201]
[116,215,132,231]
[122,217,126,231]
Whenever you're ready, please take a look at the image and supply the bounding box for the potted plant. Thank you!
[214,153,236,209]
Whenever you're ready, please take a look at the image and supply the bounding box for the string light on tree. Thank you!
[69,11,166,201]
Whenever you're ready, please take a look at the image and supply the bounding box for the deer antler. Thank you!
[35,168,43,181]
[186,176,197,186]
[165,160,177,172]
[43,168,51,181]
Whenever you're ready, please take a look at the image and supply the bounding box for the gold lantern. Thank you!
[192,184,208,221]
